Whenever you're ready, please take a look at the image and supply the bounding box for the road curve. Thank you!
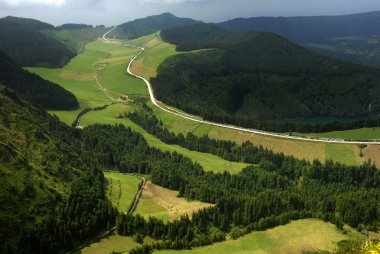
[103,29,380,145]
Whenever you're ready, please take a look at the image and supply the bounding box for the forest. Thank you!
[0,16,76,67]
[0,49,79,110]
[1,82,379,253]
[117,13,199,39]
[154,24,380,129]
[218,11,380,67]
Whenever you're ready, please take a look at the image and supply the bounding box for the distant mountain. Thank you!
[118,12,201,38]
[218,11,380,67]
[0,16,75,67]
[0,49,79,110]
[0,16,106,67]
[154,24,380,125]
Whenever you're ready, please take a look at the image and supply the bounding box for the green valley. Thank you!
[1,10,380,254]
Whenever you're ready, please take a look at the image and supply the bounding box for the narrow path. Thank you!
[103,28,380,145]
[125,176,146,216]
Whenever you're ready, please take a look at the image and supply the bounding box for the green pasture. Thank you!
[156,219,356,254]
[104,171,141,213]
[134,199,170,223]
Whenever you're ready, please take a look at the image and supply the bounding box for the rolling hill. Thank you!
[0,16,75,67]
[0,49,79,110]
[117,12,200,38]
[154,24,380,127]
[218,11,380,67]
[0,16,107,67]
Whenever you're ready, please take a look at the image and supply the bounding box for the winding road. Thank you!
[103,28,380,145]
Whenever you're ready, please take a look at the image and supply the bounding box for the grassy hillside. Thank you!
[155,24,380,126]
[218,10,380,67]
[117,13,200,39]
[0,49,79,110]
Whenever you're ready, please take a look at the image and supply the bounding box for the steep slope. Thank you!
[0,16,76,67]
[154,24,380,125]
[0,49,79,110]
[0,85,116,253]
[118,12,200,38]
[218,11,380,67]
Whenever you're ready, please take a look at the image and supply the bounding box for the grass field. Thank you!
[104,171,142,213]
[149,101,366,166]
[325,144,362,165]
[28,39,146,125]
[134,198,170,223]
[75,233,154,254]
[156,219,359,254]
[129,34,179,79]
[295,127,380,140]
[136,182,212,221]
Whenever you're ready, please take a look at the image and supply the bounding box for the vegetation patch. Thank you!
[364,145,380,167]
[74,232,152,254]
[104,172,142,213]
[138,182,212,221]
[155,219,353,254]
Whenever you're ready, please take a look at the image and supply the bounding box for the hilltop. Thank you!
[117,12,201,38]
[0,16,106,67]
[154,24,380,126]
[218,10,380,67]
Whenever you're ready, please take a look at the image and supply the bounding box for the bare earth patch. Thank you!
[141,182,213,221]
[364,144,380,167]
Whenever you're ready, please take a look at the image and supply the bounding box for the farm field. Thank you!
[104,171,142,213]
[156,219,360,254]
[136,182,212,221]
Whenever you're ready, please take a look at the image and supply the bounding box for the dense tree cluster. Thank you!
[218,11,380,67]
[0,49,79,110]
[118,13,200,39]
[1,85,379,253]
[156,24,380,127]
[0,16,75,67]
